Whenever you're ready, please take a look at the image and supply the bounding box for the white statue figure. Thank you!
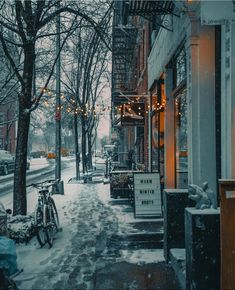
[188,181,217,210]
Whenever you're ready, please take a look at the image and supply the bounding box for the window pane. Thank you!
[176,49,186,86]
[175,89,188,188]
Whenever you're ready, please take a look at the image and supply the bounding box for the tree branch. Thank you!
[0,19,20,34]
[15,0,27,43]
[0,81,19,105]
[2,36,24,47]
[35,0,46,29]
[38,6,112,51]
[36,25,80,40]
[28,15,78,113]
[0,31,24,85]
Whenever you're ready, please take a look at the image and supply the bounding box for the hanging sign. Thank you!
[134,172,162,218]
[201,1,235,25]
[121,103,145,126]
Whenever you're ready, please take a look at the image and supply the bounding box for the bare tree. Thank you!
[61,9,111,176]
[0,0,111,215]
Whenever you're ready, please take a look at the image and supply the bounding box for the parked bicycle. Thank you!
[27,179,61,248]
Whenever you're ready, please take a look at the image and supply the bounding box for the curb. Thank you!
[0,158,73,194]
[0,165,54,194]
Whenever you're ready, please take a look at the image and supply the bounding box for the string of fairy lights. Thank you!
[113,97,167,119]
[40,88,167,118]
[41,87,111,117]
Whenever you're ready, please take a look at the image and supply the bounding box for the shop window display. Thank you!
[175,89,188,188]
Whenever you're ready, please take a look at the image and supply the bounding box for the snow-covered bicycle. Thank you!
[27,180,60,248]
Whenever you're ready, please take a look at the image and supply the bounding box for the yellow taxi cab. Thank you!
[47,152,56,159]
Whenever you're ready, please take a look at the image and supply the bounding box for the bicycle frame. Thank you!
[29,180,60,248]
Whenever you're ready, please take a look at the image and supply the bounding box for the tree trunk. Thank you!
[81,117,87,173]
[13,43,34,215]
[13,106,30,215]
[87,132,93,170]
[4,108,13,151]
[74,113,80,179]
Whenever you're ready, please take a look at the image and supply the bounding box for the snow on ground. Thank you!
[97,183,162,235]
[28,157,49,170]
[119,249,164,265]
[29,156,75,171]
[10,162,165,289]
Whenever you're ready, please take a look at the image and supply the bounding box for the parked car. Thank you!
[0,150,15,175]
[29,151,46,158]
[0,150,30,175]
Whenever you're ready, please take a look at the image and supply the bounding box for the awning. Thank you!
[129,0,174,15]
[112,92,148,105]
[122,0,177,25]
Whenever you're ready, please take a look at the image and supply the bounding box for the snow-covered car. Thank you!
[0,150,15,175]
[29,151,46,158]
[0,150,30,175]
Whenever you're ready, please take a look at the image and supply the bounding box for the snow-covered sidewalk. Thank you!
[14,165,179,290]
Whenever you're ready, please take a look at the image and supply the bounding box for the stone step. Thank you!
[169,248,186,290]
[129,220,163,232]
[109,199,131,205]
[108,233,164,250]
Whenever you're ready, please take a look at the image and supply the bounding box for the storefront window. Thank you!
[175,89,188,188]
[150,94,159,172]
[176,49,186,87]
[151,83,165,186]
[152,113,159,172]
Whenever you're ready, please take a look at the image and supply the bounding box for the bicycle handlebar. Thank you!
[27,179,60,188]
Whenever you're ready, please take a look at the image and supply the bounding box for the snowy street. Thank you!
[13,162,179,290]
[0,157,76,210]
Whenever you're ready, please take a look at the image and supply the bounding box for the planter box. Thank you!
[163,189,192,261]
[185,208,220,290]
[110,170,135,199]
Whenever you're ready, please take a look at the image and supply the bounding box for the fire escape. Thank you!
[111,0,176,125]
[122,0,176,27]
[111,0,177,163]
[112,0,138,125]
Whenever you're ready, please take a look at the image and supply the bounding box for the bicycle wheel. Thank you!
[34,206,46,247]
[43,205,54,248]
[50,197,60,232]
